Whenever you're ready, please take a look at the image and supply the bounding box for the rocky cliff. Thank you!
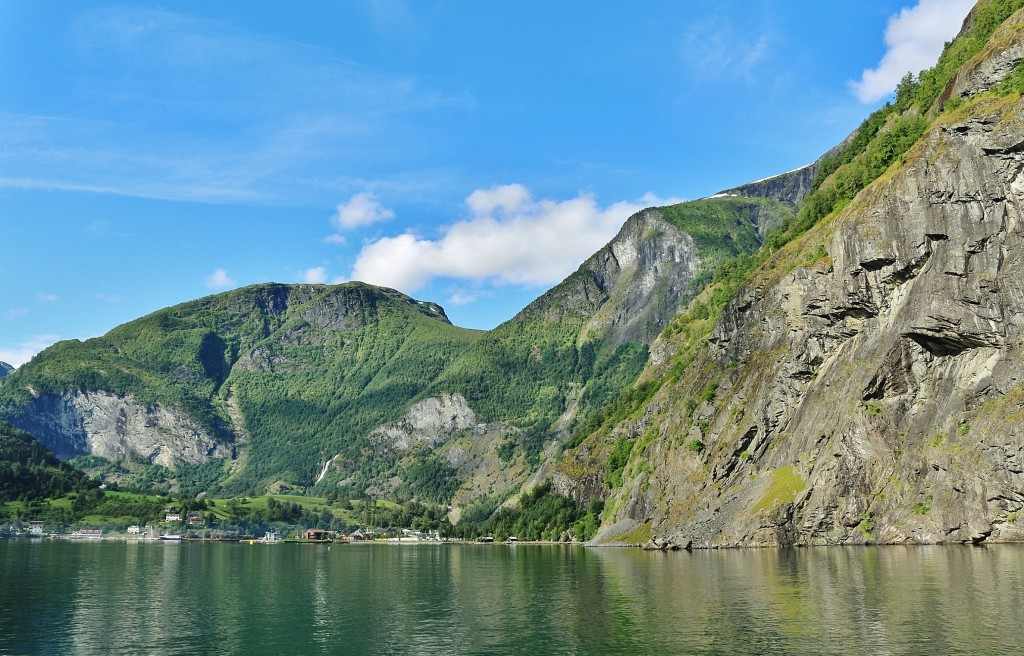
[517,197,793,346]
[713,138,847,209]
[366,393,529,521]
[562,2,1024,547]
[527,208,700,345]
[13,390,230,467]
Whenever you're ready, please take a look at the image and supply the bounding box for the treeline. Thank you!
[450,481,602,542]
[0,421,91,502]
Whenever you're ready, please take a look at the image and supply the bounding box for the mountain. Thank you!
[8,3,1017,545]
[0,194,789,515]
[0,362,13,378]
[556,0,1024,547]
[0,420,90,502]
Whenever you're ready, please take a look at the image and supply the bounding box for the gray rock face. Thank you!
[714,136,849,208]
[943,10,1024,103]
[369,393,479,452]
[13,390,231,468]
[582,209,703,344]
[715,165,819,207]
[365,393,528,521]
[601,93,1024,547]
[521,209,702,345]
[0,362,12,378]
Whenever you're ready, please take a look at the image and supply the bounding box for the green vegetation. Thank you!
[604,437,635,489]
[571,498,605,542]
[912,0,1024,111]
[0,480,455,537]
[0,421,91,502]
[396,455,461,505]
[0,268,662,501]
[659,197,789,265]
[750,466,805,514]
[581,0,1024,503]
[858,510,876,540]
[7,2,1024,540]
[451,481,583,542]
[569,380,660,448]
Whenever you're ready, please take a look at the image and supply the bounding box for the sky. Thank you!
[1,0,976,367]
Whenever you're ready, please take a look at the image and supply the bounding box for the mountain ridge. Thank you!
[0,192,780,514]
[7,1,1021,544]
[555,0,1024,547]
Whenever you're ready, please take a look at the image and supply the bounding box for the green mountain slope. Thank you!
[555,0,1024,547]
[0,193,791,513]
[2,283,483,493]
[0,421,90,502]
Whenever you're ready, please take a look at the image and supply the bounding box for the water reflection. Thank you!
[2,542,1023,655]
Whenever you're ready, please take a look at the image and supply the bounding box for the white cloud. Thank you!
[447,290,483,306]
[95,293,121,303]
[206,268,236,289]
[36,293,59,303]
[465,184,532,216]
[4,308,28,319]
[301,266,329,284]
[0,334,60,368]
[851,0,974,103]
[331,192,396,231]
[349,185,681,294]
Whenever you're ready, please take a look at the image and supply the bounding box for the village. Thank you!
[1,505,518,544]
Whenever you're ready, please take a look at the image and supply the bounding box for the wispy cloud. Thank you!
[36,293,59,303]
[95,293,122,303]
[0,7,470,205]
[446,288,489,306]
[0,334,60,368]
[4,308,28,319]
[679,16,772,81]
[206,268,236,289]
[349,185,682,295]
[850,0,974,103]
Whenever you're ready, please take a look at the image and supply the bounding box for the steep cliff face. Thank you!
[553,209,701,345]
[518,197,792,346]
[14,390,230,467]
[572,6,1024,546]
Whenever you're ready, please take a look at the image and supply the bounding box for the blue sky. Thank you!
[1,0,975,366]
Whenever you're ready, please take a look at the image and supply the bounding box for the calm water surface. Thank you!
[1,540,1022,655]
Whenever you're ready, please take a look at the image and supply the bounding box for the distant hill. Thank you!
[0,362,13,378]
[0,196,790,515]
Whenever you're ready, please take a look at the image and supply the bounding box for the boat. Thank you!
[159,534,183,541]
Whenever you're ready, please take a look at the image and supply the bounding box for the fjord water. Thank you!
[2,542,1022,655]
